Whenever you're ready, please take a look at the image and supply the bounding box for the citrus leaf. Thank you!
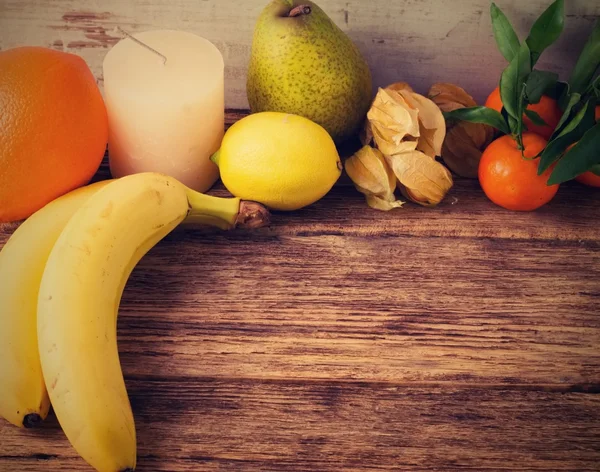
[443,107,511,135]
[500,105,510,123]
[526,0,565,65]
[590,75,600,97]
[548,122,600,184]
[526,70,559,104]
[508,114,520,134]
[568,19,600,96]
[538,100,595,174]
[524,109,547,126]
[490,2,521,62]
[553,92,581,139]
[515,85,528,148]
[500,42,532,123]
[547,80,568,101]
[590,164,600,176]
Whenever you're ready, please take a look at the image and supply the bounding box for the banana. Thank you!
[0,180,112,428]
[37,172,269,472]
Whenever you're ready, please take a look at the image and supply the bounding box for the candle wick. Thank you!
[116,27,168,65]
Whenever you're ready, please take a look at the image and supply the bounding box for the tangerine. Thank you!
[485,86,561,141]
[575,171,600,187]
[567,135,600,188]
[479,132,558,211]
[0,47,107,223]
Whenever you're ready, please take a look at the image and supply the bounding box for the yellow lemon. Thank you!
[212,112,342,211]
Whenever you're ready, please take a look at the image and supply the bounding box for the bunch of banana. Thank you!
[0,172,270,471]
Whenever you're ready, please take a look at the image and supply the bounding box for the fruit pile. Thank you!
[0,0,598,471]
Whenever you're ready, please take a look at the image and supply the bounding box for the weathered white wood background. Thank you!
[0,0,598,107]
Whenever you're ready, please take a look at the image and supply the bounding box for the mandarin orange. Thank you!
[485,86,561,141]
[479,133,558,211]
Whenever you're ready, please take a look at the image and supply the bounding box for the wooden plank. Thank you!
[4,201,598,386]
[96,225,600,386]
[1,144,599,388]
[0,0,598,106]
[1,381,599,471]
[4,173,600,243]
[231,179,600,242]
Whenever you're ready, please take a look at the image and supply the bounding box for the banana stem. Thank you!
[185,189,241,229]
[184,190,271,230]
[236,201,271,229]
[184,213,237,230]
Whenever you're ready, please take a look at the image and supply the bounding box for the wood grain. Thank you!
[75,208,600,387]
[2,2,600,467]
[0,0,599,106]
[1,168,599,470]
[1,382,599,471]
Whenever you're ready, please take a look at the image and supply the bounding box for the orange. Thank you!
[0,46,107,223]
[485,86,561,141]
[479,133,559,211]
[568,110,600,187]
[575,171,600,187]
[566,140,600,188]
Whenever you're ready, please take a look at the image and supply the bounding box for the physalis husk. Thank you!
[350,83,453,208]
[345,146,404,211]
[428,83,495,178]
[384,150,453,207]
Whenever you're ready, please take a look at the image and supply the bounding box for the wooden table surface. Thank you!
[1,115,599,471]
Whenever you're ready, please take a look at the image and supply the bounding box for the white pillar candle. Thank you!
[103,29,223,192]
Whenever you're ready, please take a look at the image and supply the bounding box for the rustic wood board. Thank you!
[1,121,600,469]
[1,0,599,106]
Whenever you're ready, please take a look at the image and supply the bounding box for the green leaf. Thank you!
[508,114,520,134]
[568,19,600,96]
[500,105,510,123]
[500,42,532,124]
[538,100,595,174]
[524,109,548,126]
[553,93,581,139]
[526,0,565,65]
[490,2,521,62]
[515,85,528,149]
[590,164,600,176]
[548,122,600,184]
[526,70,559,103]
[443,107,511,135]
[586,72,600,97]
[547,80,568,102]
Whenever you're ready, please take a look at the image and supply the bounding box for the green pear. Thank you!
[247,0,373,143]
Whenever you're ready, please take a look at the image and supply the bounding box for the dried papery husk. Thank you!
[355,82,453,208]
[395,90,446,158]
[428,82,495,178]
[380,83,447,158]
[442,121,496,178]
[384,150,454,206]
[345,146,404,211]
[385,82,415,94]
[367,87,420,156]
[428,82,477,112]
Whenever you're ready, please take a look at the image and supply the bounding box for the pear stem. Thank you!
[288,5,311,17]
